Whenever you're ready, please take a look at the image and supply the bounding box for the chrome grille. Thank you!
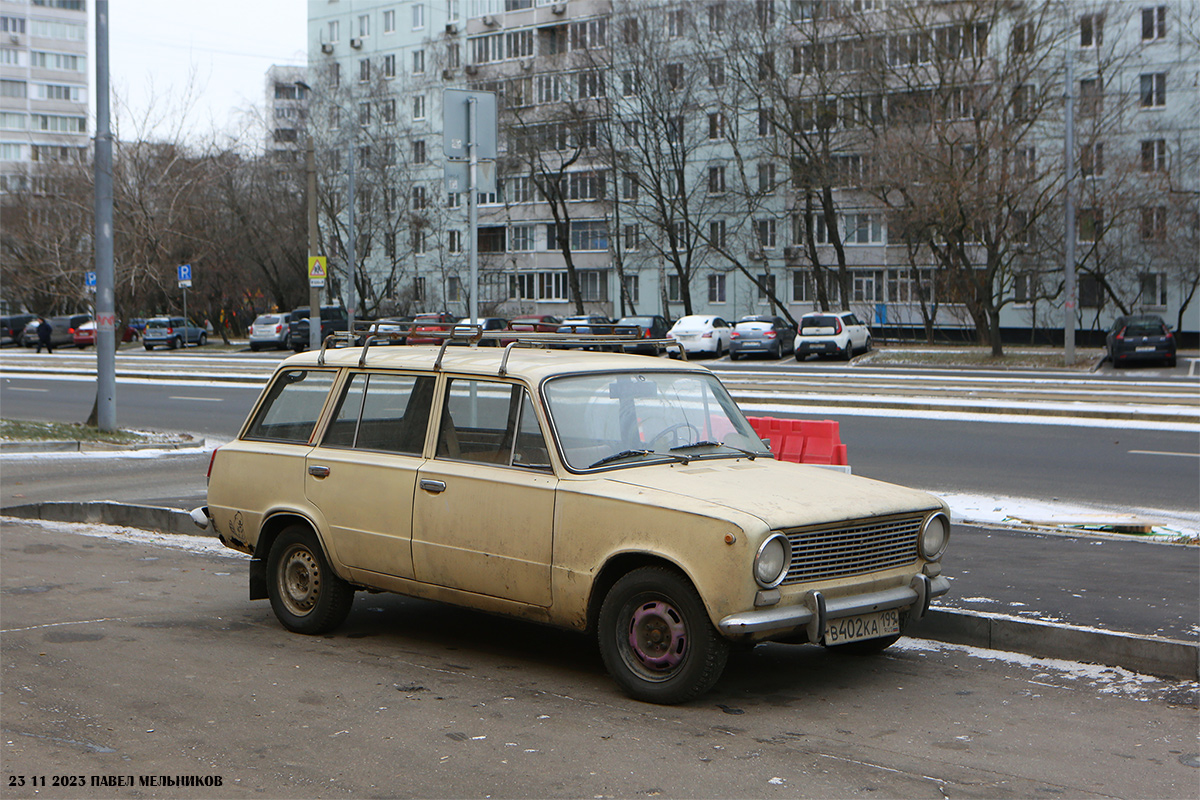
[782,515,922,584]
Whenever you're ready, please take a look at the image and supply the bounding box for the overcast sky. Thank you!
[93,0,307,146]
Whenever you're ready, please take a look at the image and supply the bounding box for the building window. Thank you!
[540,272,568,301]
[666,116,683,143]
[668,8,685,38]
[853,270,883,302]
[1140,207,1166,241]
[566,170,606,201]
[383,54,396,78]
[1140,73,1166,108]
[448,230,463,254]
[328,20,340,42]
[623,224,640,251]
[756,273,776,300]
[413,49,425,74]
[708,273,727,303]
[359,59,370,83]
[1014,272,1037,304]
[1141,139,1166,172]
[413,94,426,120]
[580,270,609,302]
[620,172,638,201]
[756,219,777,249]
[1142,6,1166,41]
[708,59,725,87]
[1079,275,1102,308]
[1078,207,1102,242]
[570,18,607,50]
[413,3,425,29]
[510,224,535,252]
[577,71,604,99]
[412,185,427,210]
[413,140,426,163]
[358,14,370,37]
[383,9,396,34]
[330,61,341,87]
[709,3,725,32]
[358,102,371,126]
[1011,22,1034,54]
[709,219,726,249]
[382,99,397,124]
[757,107,771,136]
[666,63,684,91]
[624,274,640,304]
[1079,78,1101,114]
[570,220,608,252]
[708,165,726,194]
[412,227,427,255]
[478,226,506,253]
[757,163,776,194]
[707,112,723,140]
[508,29,534,58]
[1139,272,1167,306]
[1080,142,1103,177]
[384,232,396,259]
[667,274,682,303]
[448,43,461,69]
[792,270,811,303]
[1080,13,1103,47]
[843,212,884,244]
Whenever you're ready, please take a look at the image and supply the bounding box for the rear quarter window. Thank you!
[244,369,338,443]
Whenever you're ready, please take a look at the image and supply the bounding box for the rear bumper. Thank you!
[718,574,950,640]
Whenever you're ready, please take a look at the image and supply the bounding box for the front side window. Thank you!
[437,380,550,470]
[245,370,338,443]
[324,373,435,454]
[543,371,768,472]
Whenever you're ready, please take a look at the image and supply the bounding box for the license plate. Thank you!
[824,609,901,645]
[1135,346,1155,352]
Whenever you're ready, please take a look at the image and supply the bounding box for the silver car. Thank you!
[249,313,292,351]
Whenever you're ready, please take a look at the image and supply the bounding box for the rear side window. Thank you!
[323,373,435,455]
[245,369,337,443]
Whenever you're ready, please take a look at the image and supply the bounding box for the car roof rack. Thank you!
[316,320,686,370]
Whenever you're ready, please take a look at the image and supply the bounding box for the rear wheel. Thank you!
[144,343,153,351]
[598,566,729,704]
[198,332,207,345]
[168,336,181,350]
[266,526,354,635]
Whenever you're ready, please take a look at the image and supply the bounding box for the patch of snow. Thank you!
[2,516,246,559]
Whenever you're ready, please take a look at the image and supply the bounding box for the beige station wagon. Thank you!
[195,336,950,704]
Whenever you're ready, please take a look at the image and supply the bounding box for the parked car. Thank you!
[508,314,562,333]
[554,315,617,350]
[1,314,35,346]
[143,316,207,350]
[126,318,147,340]
[1106,314,1176,368]
[729,315,797,360]
[22,314,91,349]
[405,312,459,345]
[667,315,732,357]
[195,340,950,704]
[357,316,414,346]
[249,312,293,351]
[288,306,350,352]
[451,317,510,345]
[615,315,671,355]
[73,320,142,347]
[795,311,871,361]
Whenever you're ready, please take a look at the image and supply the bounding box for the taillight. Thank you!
[834,319,843,334]
[274,324,282,333]
[764,330,777,338]
[1164,330,1173,339]
[206,447,219,480]
[702,331,713,338]
[167,327,174,335]
[730,331,740,338]
[1115,326,1126,341]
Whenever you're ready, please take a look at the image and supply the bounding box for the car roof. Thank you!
[281,345,714,386]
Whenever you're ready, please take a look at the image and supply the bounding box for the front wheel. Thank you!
[597,566,729,704]
[266,526,354,635]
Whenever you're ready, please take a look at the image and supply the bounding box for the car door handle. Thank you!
[420,479,446,493]
[308,465,330,478]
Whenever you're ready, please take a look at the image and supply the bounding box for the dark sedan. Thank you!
[729,315,796,359]
[616,315,670,355]
[1107,314,1176,368]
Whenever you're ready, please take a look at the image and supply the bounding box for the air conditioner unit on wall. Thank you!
[442,68,455,80]
[350,37,362,49]
[320,42,334,54]
[784,245,803,261]
[464,64,479,75]
[521,59,533,71]
[552,3,566,14]
[483,14,497,26]
[749,250,765,261]
[445,22,459,34]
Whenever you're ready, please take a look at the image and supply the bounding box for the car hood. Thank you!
[602,459,943,530]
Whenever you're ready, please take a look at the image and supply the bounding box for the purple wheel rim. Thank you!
[628,600,687,670]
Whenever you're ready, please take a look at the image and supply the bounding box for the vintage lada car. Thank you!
[195,336,949,704]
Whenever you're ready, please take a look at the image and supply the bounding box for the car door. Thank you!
[304,372,436,578]
[412,377,556,607]
[844,314,868,350]
[713,318,731,351]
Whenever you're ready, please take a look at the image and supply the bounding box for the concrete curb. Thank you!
[911,608,1199,682]
[0,439,205,454]
[3,501,1197,683]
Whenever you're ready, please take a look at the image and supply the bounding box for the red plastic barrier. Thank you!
[745,416,849,466]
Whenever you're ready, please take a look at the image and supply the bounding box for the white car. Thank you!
[667,315,732,356]
[795,311,871,361]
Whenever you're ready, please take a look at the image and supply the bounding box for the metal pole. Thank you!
[468,97,479,327]
[306,135,320,351]
[1063,56,1077,366]
[346,128,357,338]
[181,286,188,348]
[93,0,116,430]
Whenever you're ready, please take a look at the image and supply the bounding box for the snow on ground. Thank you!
[2,516,246,559]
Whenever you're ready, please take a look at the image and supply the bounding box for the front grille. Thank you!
[782,515,922,585]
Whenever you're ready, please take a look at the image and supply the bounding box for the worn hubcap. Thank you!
[628,600,687,671]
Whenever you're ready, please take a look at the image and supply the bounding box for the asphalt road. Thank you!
[3,520,1196,800]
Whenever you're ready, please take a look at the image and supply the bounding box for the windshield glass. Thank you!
[543,371,769,471]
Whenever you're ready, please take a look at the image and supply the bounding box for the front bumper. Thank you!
[718,574,949,641]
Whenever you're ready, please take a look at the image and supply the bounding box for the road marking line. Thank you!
[1127,449,1199,458]
[168,396,222,402]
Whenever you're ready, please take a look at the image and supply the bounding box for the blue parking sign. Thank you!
[178,263,193,288]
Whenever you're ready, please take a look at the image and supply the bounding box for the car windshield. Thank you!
[543,371,769,471]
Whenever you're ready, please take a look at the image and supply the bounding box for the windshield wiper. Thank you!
[588,449,691,469]
[670,441,763,460]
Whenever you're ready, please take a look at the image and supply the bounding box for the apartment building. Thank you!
[306,0,1198,337]
[266,64,309,163]
[0,0,89,194]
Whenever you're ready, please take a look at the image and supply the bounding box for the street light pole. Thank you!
[346,124,356,338]
[306,133,321,351]
[1063,56,1077,367]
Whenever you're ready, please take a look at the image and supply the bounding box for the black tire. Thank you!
[169,336,180,350]
[198,332,207,345]
[597,566,729,704]
[863,336,873,353]
[843,343,854,361]
[144,343,153,351]
[729,351,739,361]
[266,526,354,635]
[1166,356,1177,368]
[249,343,260,352]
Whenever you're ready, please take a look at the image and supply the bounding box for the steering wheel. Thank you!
[648,422,701,451]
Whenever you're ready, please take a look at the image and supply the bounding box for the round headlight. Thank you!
[920,512,950,561]
[754,534,791,589]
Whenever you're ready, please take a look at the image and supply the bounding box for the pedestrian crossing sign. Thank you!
[308,256,327,288]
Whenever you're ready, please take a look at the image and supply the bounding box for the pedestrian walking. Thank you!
[35,317,53,353]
